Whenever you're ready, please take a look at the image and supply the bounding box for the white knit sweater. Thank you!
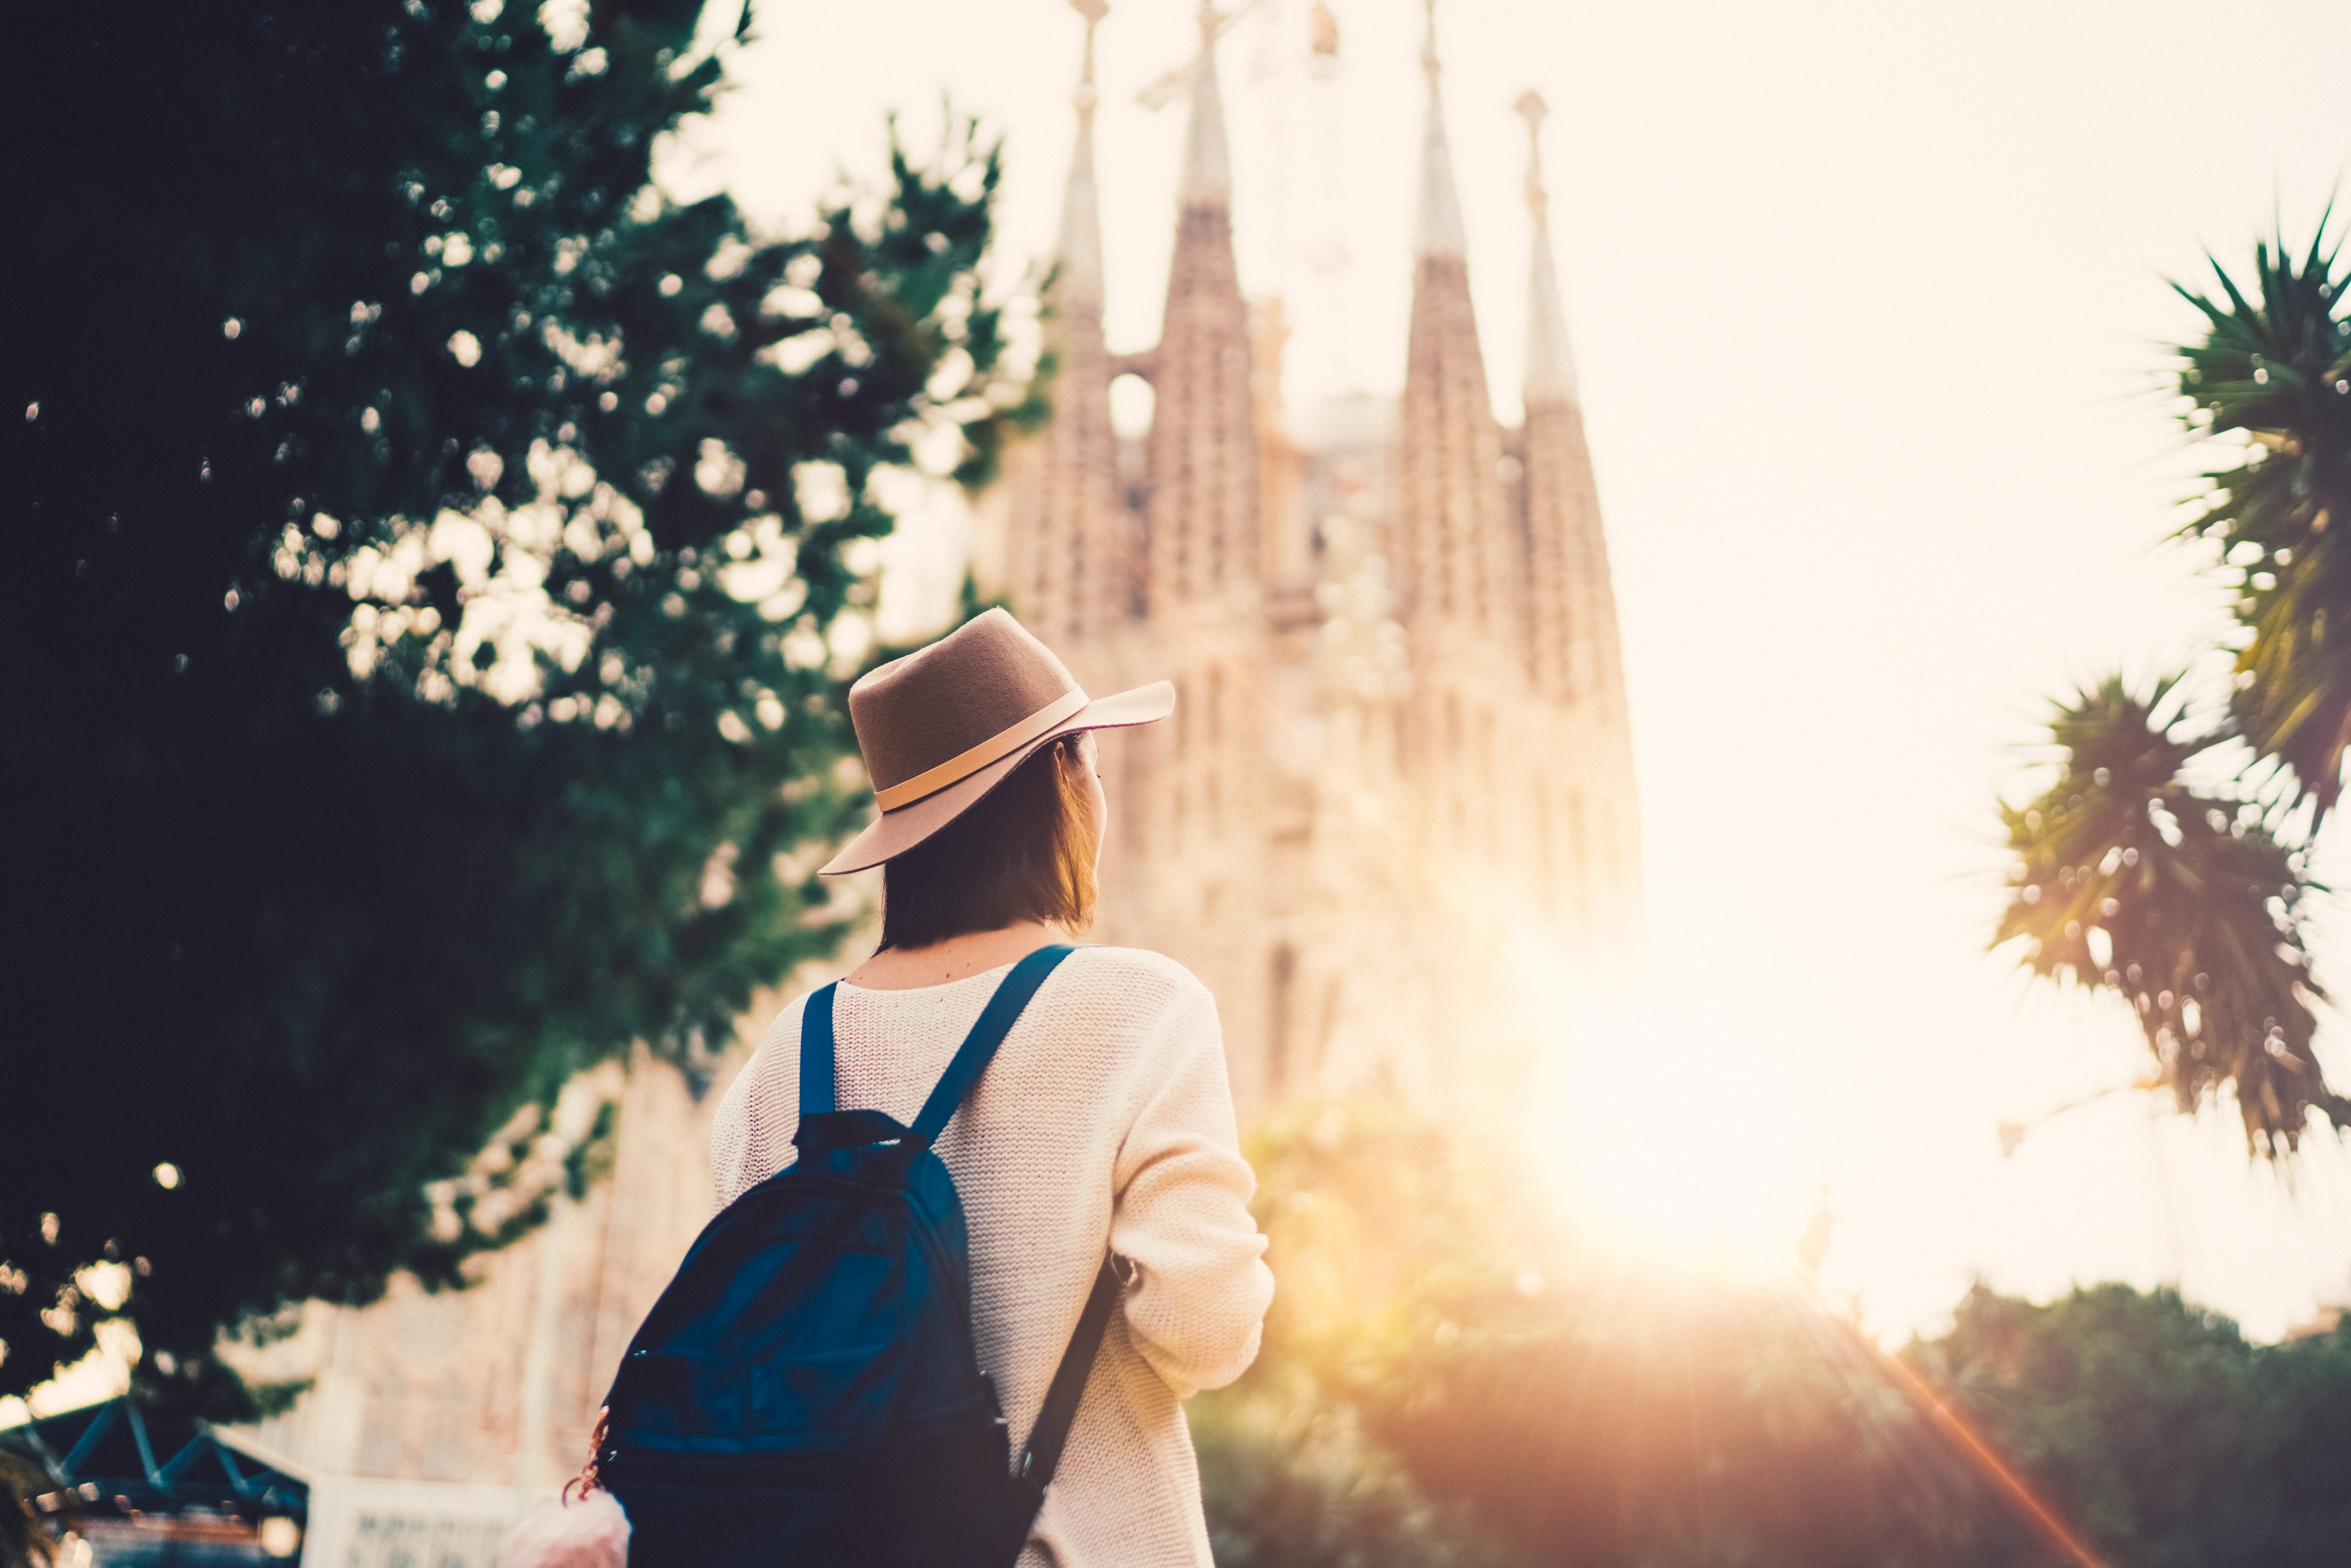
[707,945,1275,1568]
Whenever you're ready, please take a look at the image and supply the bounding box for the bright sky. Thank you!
[677,0,2351,1341]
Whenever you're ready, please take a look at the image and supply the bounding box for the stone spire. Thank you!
[1145,2,1258,607]
[1514,89,1642,941]
[1410,5,1467,261]
[1056,1,1108,311]
[1391,0,1513,639]
[1000,0,1127,650]
[1514,90,1621,716]
[1176,0,1232,208]
[1516,90,1578,407]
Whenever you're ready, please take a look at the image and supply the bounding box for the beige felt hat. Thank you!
[818,607,1174,875]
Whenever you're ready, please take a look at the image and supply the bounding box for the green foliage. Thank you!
[1207,1106,2351,1568]
[1194,1366,1523,1568]
[1921,1284,2351,1568]
[1994,225,2351,1158]
[1994,677,2344,1153]
[0,0,1031,1416]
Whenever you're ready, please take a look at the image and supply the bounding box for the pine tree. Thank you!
[0,0,1036,1416]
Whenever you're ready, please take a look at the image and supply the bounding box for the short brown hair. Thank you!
[878,733,1099,950]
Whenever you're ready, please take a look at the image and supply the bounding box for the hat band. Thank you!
[871,686,1090,812]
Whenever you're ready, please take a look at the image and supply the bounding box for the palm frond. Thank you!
[2170,223,2351,818]
[1995,676,2348,1157]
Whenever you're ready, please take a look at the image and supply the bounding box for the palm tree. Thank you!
[1998,228,2351,1158]
[2183,227,2351,808]
[1997,678,2342,1154]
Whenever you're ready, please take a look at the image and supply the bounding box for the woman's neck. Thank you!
[844,921,1067,992]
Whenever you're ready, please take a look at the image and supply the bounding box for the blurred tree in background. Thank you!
[1198,1108,2351,1568]
[1998,229,2351,1158]
[0,0,1034,1416]
[1923,1282,2351,1568]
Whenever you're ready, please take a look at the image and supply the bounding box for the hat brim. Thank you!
[817,680,1174,876]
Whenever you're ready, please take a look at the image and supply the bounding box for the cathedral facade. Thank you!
[978,4,1643,1118]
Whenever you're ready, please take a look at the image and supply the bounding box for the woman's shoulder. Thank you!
[1055,945,1216,1020]
[719,981,831,1113]
[718,989,807,1110]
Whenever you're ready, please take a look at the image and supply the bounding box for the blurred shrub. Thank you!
[1195,1365,1526,1568]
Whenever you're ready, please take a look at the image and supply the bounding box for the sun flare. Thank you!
[1524,993,1829,1282]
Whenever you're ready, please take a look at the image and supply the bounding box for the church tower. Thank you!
[1093,2,1280,1111]
[1144,2,1261,610]
[982,0,1648,1101]
[1513,92,1643,950]
[996,0,1126,669]
[1389,2,1526,886]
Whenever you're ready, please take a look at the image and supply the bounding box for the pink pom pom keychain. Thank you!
[494,1409,630,1568]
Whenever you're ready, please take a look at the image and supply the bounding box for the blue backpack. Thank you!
[599,944,1118,1568]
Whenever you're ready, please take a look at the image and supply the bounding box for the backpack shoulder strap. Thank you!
[1019,1255,1121,1485]
[799,981,840,1115]
[910,942,1078,1145]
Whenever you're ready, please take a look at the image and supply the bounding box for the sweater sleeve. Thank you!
[1108,983,1275,1398]
[708,1051,759,1213]
[708,1000,799,1213]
